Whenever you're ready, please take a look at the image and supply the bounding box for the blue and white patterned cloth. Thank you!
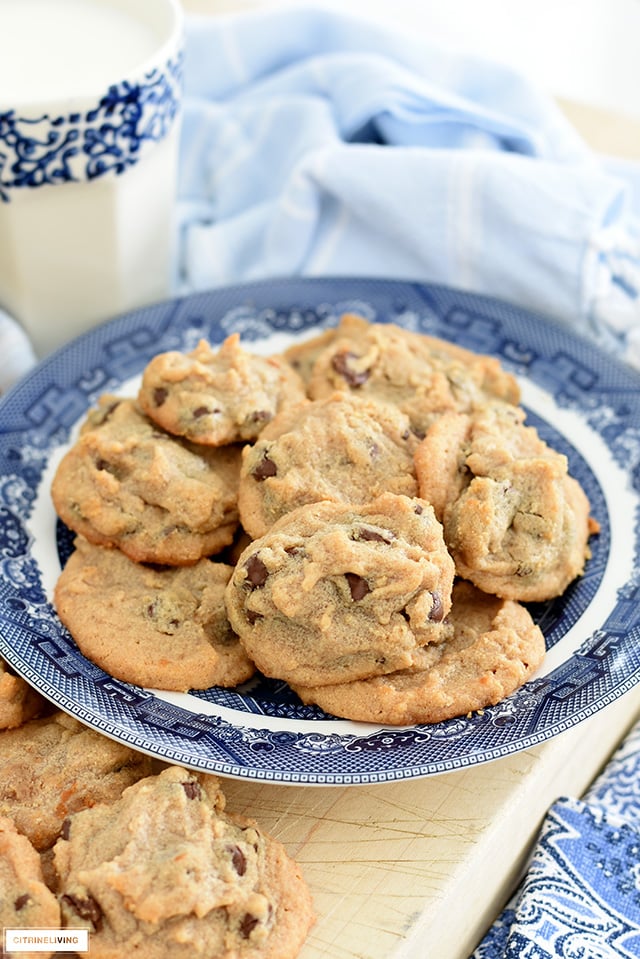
[471,719,640,958]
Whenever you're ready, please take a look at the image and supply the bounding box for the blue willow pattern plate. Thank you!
[1,278,639,785]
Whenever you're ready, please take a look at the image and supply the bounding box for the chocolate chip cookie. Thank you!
[287,313,520,436]
[138,334,307,446]
[54,764,315,959]
[414,402,596,601]
[225,492,455,687]
[0,815,61,959]
[0,710,152,851]
[51,396,241,565]
[238,392,419,539]
[292,579,545,724]
[54,537,255,692]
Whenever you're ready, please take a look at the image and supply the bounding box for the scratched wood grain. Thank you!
[222,687,640,959]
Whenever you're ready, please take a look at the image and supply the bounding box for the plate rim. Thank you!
[1,274,640,786]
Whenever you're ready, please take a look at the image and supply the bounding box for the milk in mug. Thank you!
[0,0,184,357]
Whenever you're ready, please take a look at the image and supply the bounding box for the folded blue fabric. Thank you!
[178,6,640,367]
[471,718,640,958]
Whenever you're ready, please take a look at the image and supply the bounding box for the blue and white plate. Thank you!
[1,277,639,785]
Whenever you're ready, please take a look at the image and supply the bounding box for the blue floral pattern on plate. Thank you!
[0,277,639,785]
[0,51,183,202]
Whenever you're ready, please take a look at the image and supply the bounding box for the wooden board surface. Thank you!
[222,686,640,959]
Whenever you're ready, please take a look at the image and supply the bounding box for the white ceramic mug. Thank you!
[0,0,184,357]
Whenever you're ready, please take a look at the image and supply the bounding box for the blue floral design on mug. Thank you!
[0,51,183,202]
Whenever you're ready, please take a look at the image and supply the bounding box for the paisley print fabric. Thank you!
[471,718,640,958]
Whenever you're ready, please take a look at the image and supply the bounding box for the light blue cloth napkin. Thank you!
[177,5,640,368]
[471,718,640,958]
[1,3,639,388]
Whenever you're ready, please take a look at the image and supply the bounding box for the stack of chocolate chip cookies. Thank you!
[3,311,594,956]
[51,313,598,725]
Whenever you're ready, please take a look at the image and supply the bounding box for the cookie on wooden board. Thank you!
[54,764,315,959]
[0,814,61,959]
[0,711,152,851]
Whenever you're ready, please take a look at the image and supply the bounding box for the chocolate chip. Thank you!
[61,894,103,931]
[428,591,444,622]
[229,845,247,876]
[354,526,395,544]
[14,894,31,911]
[192,406,211,418]
[239,914,260,939]
[345,573,370,601]
[61,818,72,840]
[246,410,271,425]
[246,610,263,625]
[414,504,423,514]
[244,555,269,589]
[251,452,277,480]
[181,780,202,800]
[331,350,370,387]
[153,387,168,407]
[94,457,121,479]
[284,545,304,557]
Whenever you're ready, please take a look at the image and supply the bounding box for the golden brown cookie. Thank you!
[54,764,315,959]
[0,815,61,959]
[288,313,520,436]
[0,711,152,851]
[282,324,339,384]
[225,493,455,687]
[238,392,419,539]
[54,537,255,692]
[414,402,596,601]
[0,658,48,730]
[292,579,545,724]
[51,396,241,565]
[138,334,307,446]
